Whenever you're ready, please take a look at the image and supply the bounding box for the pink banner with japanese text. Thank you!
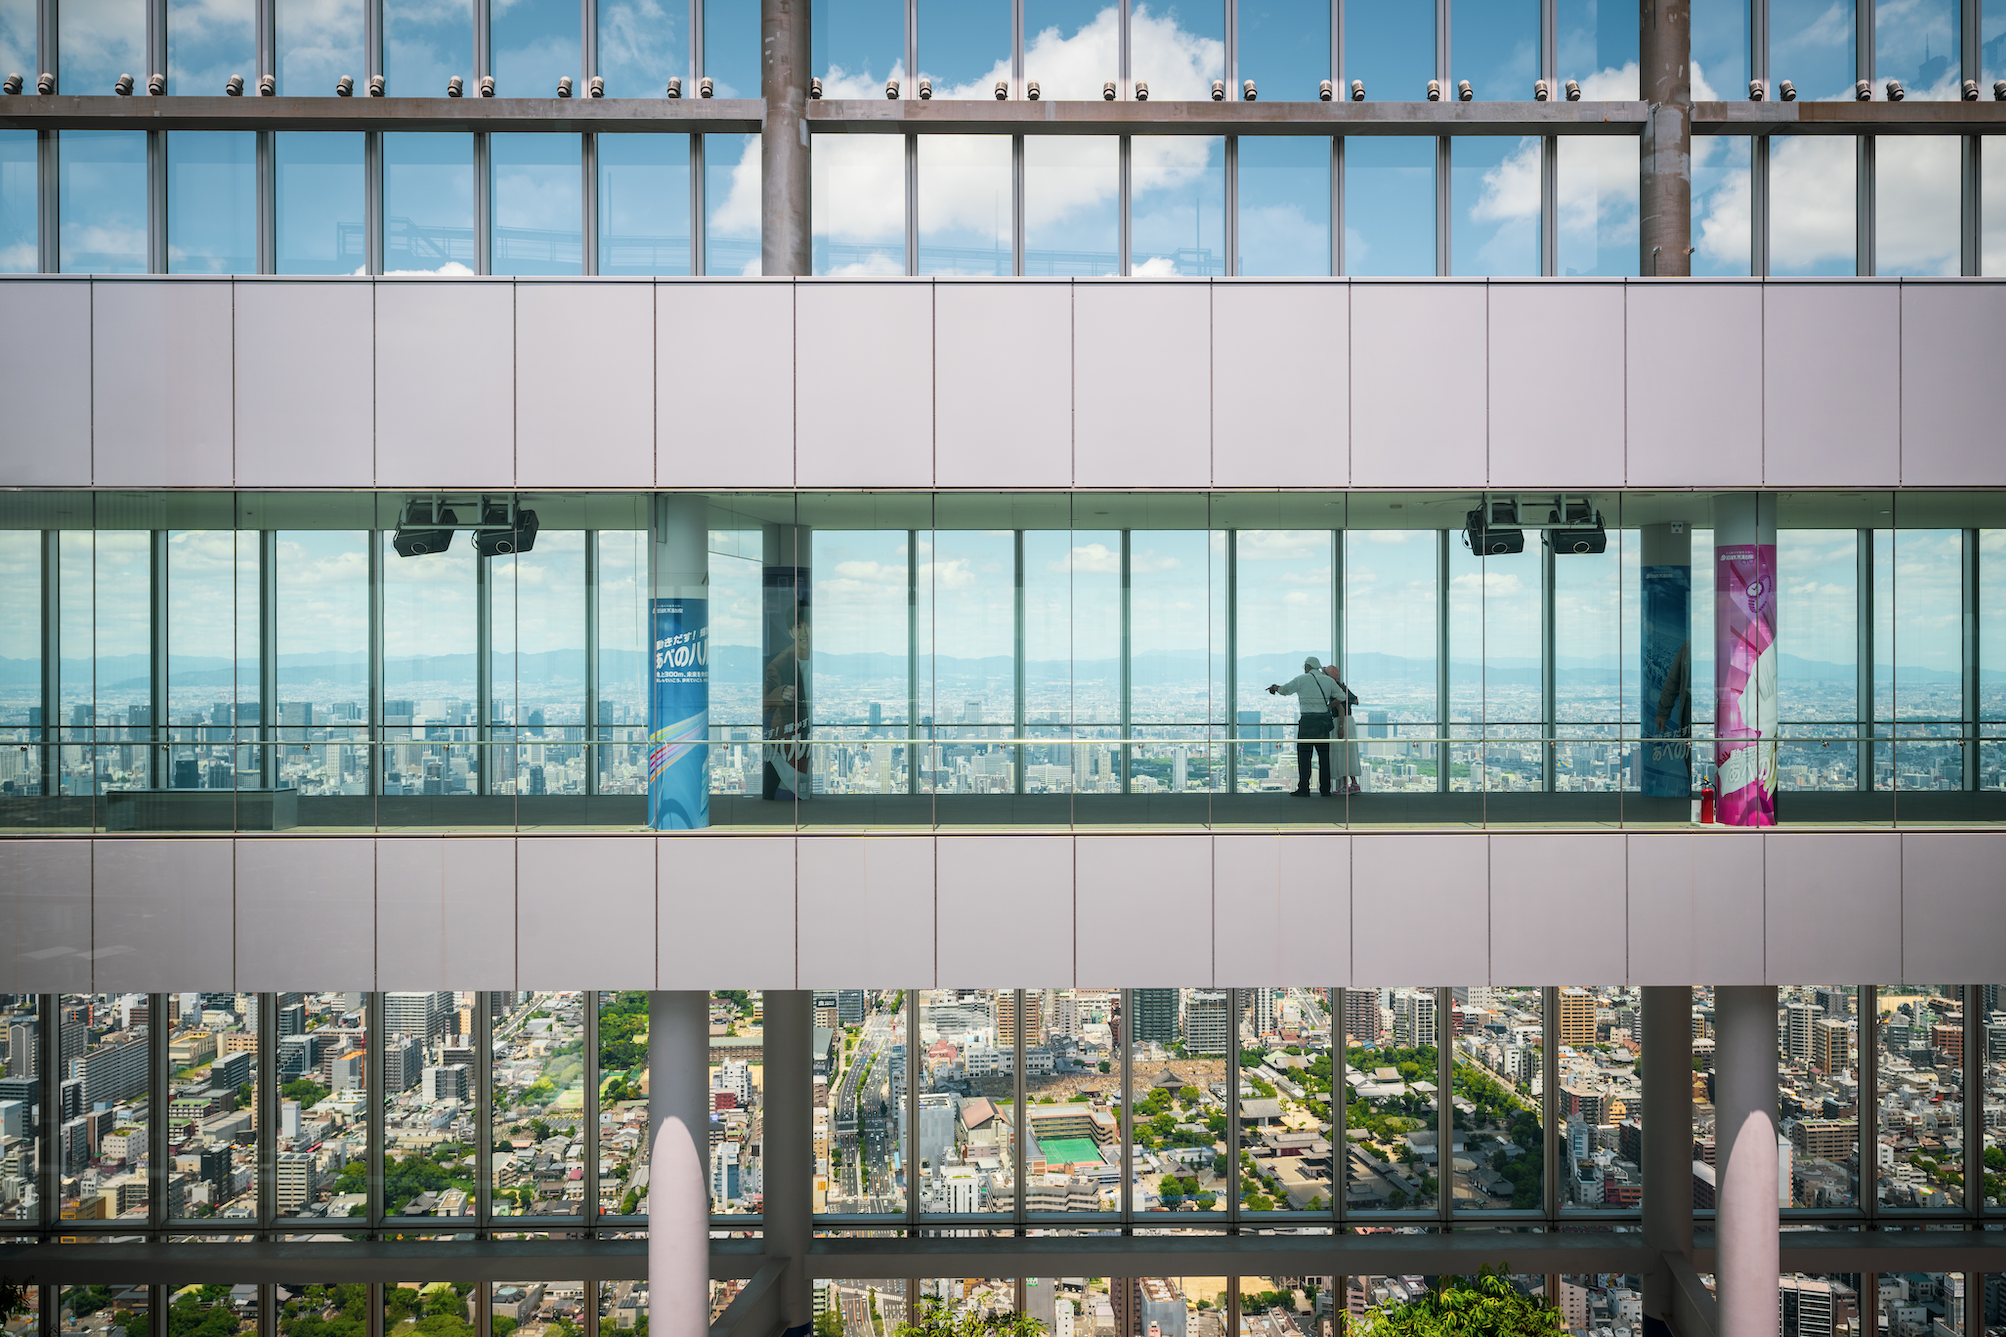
[1715,541,1778,826]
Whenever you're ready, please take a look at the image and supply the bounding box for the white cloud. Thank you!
[1768,134,1854,272]
[1470,138,1540,225]
[1874,135,1959,276]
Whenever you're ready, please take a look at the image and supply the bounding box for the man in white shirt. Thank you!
[1267,655,1356,797]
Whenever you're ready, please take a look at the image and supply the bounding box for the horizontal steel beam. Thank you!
[1694,99,2006,135]
[804,98,1647,135]
[0,95,766,133]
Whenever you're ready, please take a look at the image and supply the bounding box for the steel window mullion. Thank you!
[906,988,920,1231]
[1963,528,1979,790]
[476,991,494,1228]
[1118,135,1132,275]
[259,529,277,787]
[1543,985,1560,1220]
[1224,531,1238,794]
[905,133,917,275]
[1331,135,1343,275]
[1011,133,1025,274]
[907,528,919,797]
[1227,988,1242,1229]
[1965,987,1982,1226]
[258,993,278,1228]
[1751,136,1769,275]
[1223,135,1237,276]
[365,132,384,274]
[38,993,59,1234]
[1859,530,1875,793]
[585,531,600,795]
[1858,134,1874,276]
[1330,988,1344,1231]
[367,993,387,1230]
[39,532,57,794]
[1436,530,1450,794]
[1120,989,1134,1224]
[1435,136,1449,275]
[1120,530,1132,792]
[1861,985,1877,1222]
[1014,530,1026,795]
[149,994,169,1229]
[1437,986,1453,1224]
[690,133,706,274]
[148,128,168,272]
[585,990,601,1229]
[150,530,168,788]
[582,133,599,274]
[477,549,493,794]
[475,132,492,274]
[1014,990,1027,1227]
[1541,541,1556,791]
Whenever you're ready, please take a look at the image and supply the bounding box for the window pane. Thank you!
[1344,0,1432,102]
[61,0,145,94]
[1344,987,1440,1211]
[168,0,254,93]
[1451,136,1539,277]
[1692,135,1752,276]
[918,989,1015,1214]
[1557,0,1639,97]
[381,526,478,799]
[60,131,148,274]
[599,0,686,96]
[275,529,370,800]
[1132,135,1224,275]
[1876,135,1959,276]
[703,0,759,97]
[491,133,582,276]
[1770,0,1854,101]
[815,0,904,91]
[168,991,260,1219]
[1237,135,1329,276]
[165,530,255,793]
[1025,0,1116,101]
[927,526,1014,796]
[701,513,764,799]
[493,0,580,97]
[812,133,905,275]
[168,131,257,274]
[1025,136,1118,275]
[1235,529,1334,777]
[59,994,151,1219]
[1344,520,1440,794]
[917,0,1009,98]
[384,132,476,274]
[1465,987,1546,1209]
[1131,0,1223,97]
[917,134,1011,275]
[1238,0,1328,102]
[0,130,35,272]
[1344,136,1434,276]
[1558,135,1638,275]
[1240,988,1334,1213]
[1556,987,1637,1212]
[1025,989,1118,1212]
[819,989,904,1214]
[1874,986,1965,1209]
[599,134,691,275]
[489,992,585,1218]
[0,996,40,1219]
[1770,135,1855,276]
[385,0,472,96]
[277,0,364,95]
[0,0,31,88]
[276,131,366,275]
[1451,0,1538,100]
[1875,0,1959,98]
[705,132,761,275]
[1691,0,1747,94]
[1988,136,2006,276]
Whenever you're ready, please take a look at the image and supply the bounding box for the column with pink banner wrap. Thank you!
[1713,494,1778,827]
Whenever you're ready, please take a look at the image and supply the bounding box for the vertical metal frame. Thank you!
[1226,988,1242,1226]
[905,0,919,275]
[1435,987,1454,1223]
[1013,530,1027,794]
[1435,530,1451,794]
[1331,136,1344,275]
[1540,542,1557,791]
[1119,530,1133,791]
[1012,990,1028,1226]
[368,527,385,793]
[1858,530,1875,791]
[1964,987,1984,1226]
[365,992,387,1229]
[477,549,494,793]
[905,988,921,1230]
[148,995,169,1226]
[1538,0,1555,275]
[1223,137,1238,275]
[1750,0,1769,275]
[258,529,278,787]
[149,530,170,786]
[1963,528,1979,790]
[475,991,495,1225]
[584,531,600,793]
[691,133,707,274]
[474,133,493,273]
[584,990,601,1228]
[1542,985,1561,1217]
[1860,985,1878,1220]
[1329,987,1345,1229]
[148,132,168,272]
[257,992,278,1228]
[40,531,59,793]
[1118,136,1132,274]
[37,994,58,1236]
[364,133,385,273]
[35,0,57,269]
[1224,530,1239,793]
[1434,137,1450,274]
[582,134,600,273]
[1857,135,1875,275]
[906,528,920,796]
[1119,988,1134,1221]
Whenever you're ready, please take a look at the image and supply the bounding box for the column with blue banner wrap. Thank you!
[649,495,709,830]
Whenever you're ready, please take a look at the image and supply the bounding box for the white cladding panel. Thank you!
[1763,284,1902,488]
[936,835,1074,987]
[1624,282,1763,489]
[235,838,376,991]
[1076,835,1213,987]
[515,281,655,488]
[1762,831,1901,984]
[1486,281,1626,490]
[658,836,795,988]
[1625,831,1766,986]
[91,281,236,488]
[92,838,234,993]
[934,282,1074,489]
[518,836,656,990]
[1073,282,1213,489]
[1897,832,2006,983]
[374,280,517,488]
[1898,282,2006,486]
[1350,834,1489,984]
[1211,833,1351,986]
[376,837,520,991]
[797,836,938,988]
[0,839,93,992]
[232,280,377,488]
[1488,832,1626,985]
[1350,282,1488,489]
[0,281,94,484]
[1210,283,1348,488]
[659,281,796,488]
[795,282,934,488]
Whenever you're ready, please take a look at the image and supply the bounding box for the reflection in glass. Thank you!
[1451,0,1537,101]
[1237,136,1329,276]
[1875,137,1959,277]
[60,131,148,274]
[705,133,762,275]
[816,988,904,1214]
[599,135,692,276]
[1691,0,1747,96]
[1235,529,1333,796]
[1769,135,1855,276]
[1025,989,1118,1212]
[0,996,37,1221]
[810,527,909,796]
[917,135,1011,275]
[1131,0,1222,98]
[1769,0,1854,102]
[492,0,580,97]
[165,529,255,791]
[276,132,367,275]
[1344,0,1431,102]
[1775,527,1858,790]
[0,0,30,93]
[1451,137,1539,277]
[490,133,583,276]
[704,0,760,98]
[166,989,261,1218]
[1238,0,1327,102]
[60,0,145,95]
[0,130,36,272]
[168,132,257,274]
[813,134,906,275]
[927,527,1014,796]
[1691,135,1751,276]
[277,0,365,95]
[599,0,686,97]
[168,0,254,94]
[1344,137,1433,276]
[57,996,150,1219]
[1557,0,1639,98]
[1874,0,1958,99]
[703,518,763,798]
[1025,0,1116,101]
[1558,135,1638,275]
[486,992,584,1217]
[815,0,904,92]
[1131,136,1224,276]
[385,0,472,96]
[916,0,1008,97]
[1025,137,1117,275]
[1553,987,1638,1211]
[384,133,476,274]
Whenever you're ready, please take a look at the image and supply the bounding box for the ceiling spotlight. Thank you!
[1961,79,1978,100]
[147,72,165,94]
[1464,503,1523,556]
[1534,78,1550,100]
[1349,79,1364,100]
[257,73,274,94]
[475,505,540,558]
[1748,78,1765,100]
[481,74,496,95]
[1854,79,1871,100]
[368,73,385,95]
[1134,81,1148,100]
[115,73,134,95]
[557,75,572,97]
[448,75,464,95]
[994,80,1007,99]
[39,72,56,93]
[808,76,822,98]
[1779,79,1796,100]
[393,506,458,559]
[1564,78,1580,100]
[1319,79,1333,101]
[1426,78,1441,100]
[1211,79,1225,101]
[3,73,22,94]
[666,76,681,97]
[336,74,353,95]
[698,76,713,97]
[1996,80,2006,99]
[589,75,603,96]
[1884,79,1903,100]
[886,77,899,98]
[1242,79,1257,100]
[1027,80,1040,100]
[918,77,931,98]
[225,74,243,95]
[1102,80,1116,99]
[1457,79,1472,100]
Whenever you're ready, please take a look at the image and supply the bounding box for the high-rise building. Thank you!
[1247,987,1278,1040]
[1558,989,1597,1048]
[996,991,1044,1049]
[384,992,452,1042]
[1784,1002,1823,1065]
[1183,990,1230,1056]
[1810,1019,1850,1075]
[1392,990,1437,1050]
[1343,991,1383,1047]
[422,1065,470,1103]
[1132,990,1180,1047]
[67,1033,148,1108]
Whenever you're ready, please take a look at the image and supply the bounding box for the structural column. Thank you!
[761,525,811,802]
[762,991,815,1337]
[1714,986,1780,1337]
[1640,987,1695,1335]
[649,496,710,830]
[761,0,811,276]
[1639,0,1692,275]
[1712,494,1777,826]
[648,991,711,1337]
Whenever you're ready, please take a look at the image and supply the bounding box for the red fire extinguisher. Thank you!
[1699,778,1716,825]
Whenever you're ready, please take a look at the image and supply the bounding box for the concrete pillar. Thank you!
[1713,494,1778,826]
[761,0,811,276]
[1639,0,1691,275]
[649,495,710,830]
[1640,987,1695,1332]
[761,990,815,1336]
[1714,986,1780,1337]
[648,990,711,1337]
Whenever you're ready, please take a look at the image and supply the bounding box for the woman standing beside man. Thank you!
[1267,656,1361,797]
